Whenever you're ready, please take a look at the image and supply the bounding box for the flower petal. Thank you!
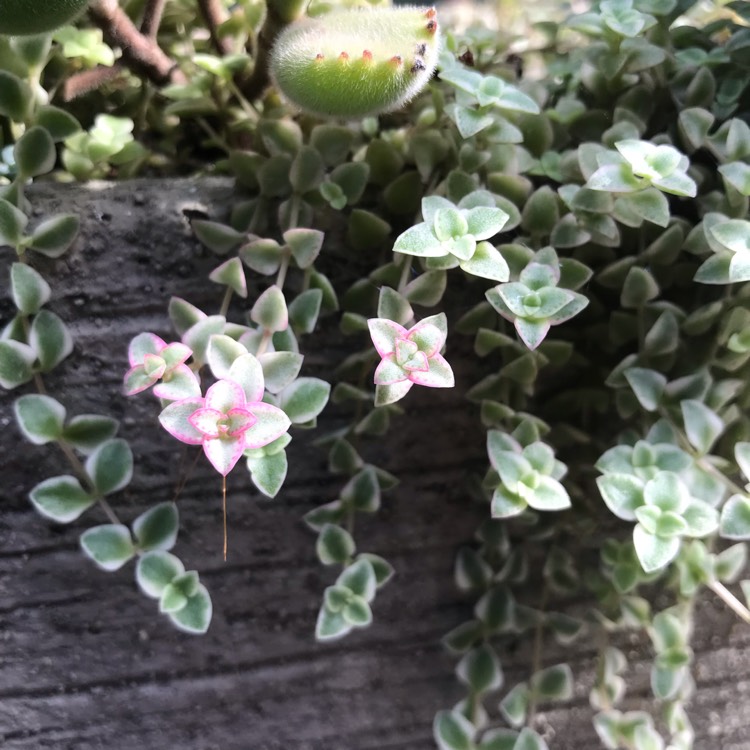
[205,379,245,412]
[368,318,408,358]
[159,398,205,445]
[374,355,408,385]
[189,408,223,438]
[408,353,454,388]
[203,436,246,476]
[243,402,291,449]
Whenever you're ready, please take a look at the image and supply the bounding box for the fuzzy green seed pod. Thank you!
[269,6,440,118]
[0,0,89,35]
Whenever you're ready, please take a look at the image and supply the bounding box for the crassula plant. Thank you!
[4,0,750,747]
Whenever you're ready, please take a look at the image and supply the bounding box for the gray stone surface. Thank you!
[1,179,749,750]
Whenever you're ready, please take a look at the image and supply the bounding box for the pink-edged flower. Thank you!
[158,378,291,476]
[368,313,454,406]
[124,332,200,399]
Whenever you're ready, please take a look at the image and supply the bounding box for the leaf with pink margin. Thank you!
[374,355,408,385]
[228,353,265,403]
[226,407,257,437]
[142,353,167,380]
[160,342,192,369]
[514,318,550,350]
[128,332,166,367]
[153,364,201,400]
[242,402,291,449]
[189,407,223,438]
[159,398,205,445]
[123,365,158,396]
[203,435,246,476]
[375,380,413,407]
[368,319,408,358]
[407,322,444,357]
[408,352,454,388]
[205,379,245,412]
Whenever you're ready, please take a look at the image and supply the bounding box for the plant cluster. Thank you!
[3,0,750,747]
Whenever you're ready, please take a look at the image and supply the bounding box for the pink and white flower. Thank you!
[368,313,454,406]
[159,378,291,476]
[124,332,199,400]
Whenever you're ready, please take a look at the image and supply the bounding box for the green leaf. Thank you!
[80,524,135,572]
[711,219,750,254]
[133,502,178,551]
[337,558,376,601]
[208,257,247,298]
[681,399,723,454]
[514,728,549,750]
[633,524,680,573]
[530,664,573,701]
[206,334,247,380]
[247,450,288,498]
[61,414,118,454]
[357,553,394,588]
[499,683,529,727]
[29,214,80,258]
[169,584,212,634]
[35,106,81,141]
[289,145,324,193]
[457,644,503,693]
[624,367,667,411]
[14,393,65,444]
[192,220,244,255]
[15,126,56,177]
[29,310,73,371]
[256,351,302,395]
[0,340,36,389]
[720,495,750,540]
[342,595,372,626]
[11,263,50,315]
[251,285,288,332]
[284,227,324,268]
[0,198,29,247]
[714,543,747,582]
[597,474,645,521]
[85,438,133,495]
[433,710,475,750]
[136,551,185,598]
[316,604,351,641]
[0,70,30,121]
[316,523,355,565]
[29,475,94,523]
[621,267,659,308]
[618,188,670,227]
[289,289,322,334]
[341,466,381,512]
[279,377,330,423]
[377,286,413,325]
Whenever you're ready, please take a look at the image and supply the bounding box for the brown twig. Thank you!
[140,0,168,38]
[89,0,185,86]
[239,0,306,101]
[62,65,123,101]
[197,0,231,55]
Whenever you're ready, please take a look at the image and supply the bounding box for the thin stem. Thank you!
[196,116,232,153]
[256,329,274,357]
[198,0,231,55]
[219,286,234,318]
[239,0,307,100]
[89,0,185,86]
[526,584,549,727]
[222,475,228,561]
[397,255,412,294]
[709,580,750,626]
